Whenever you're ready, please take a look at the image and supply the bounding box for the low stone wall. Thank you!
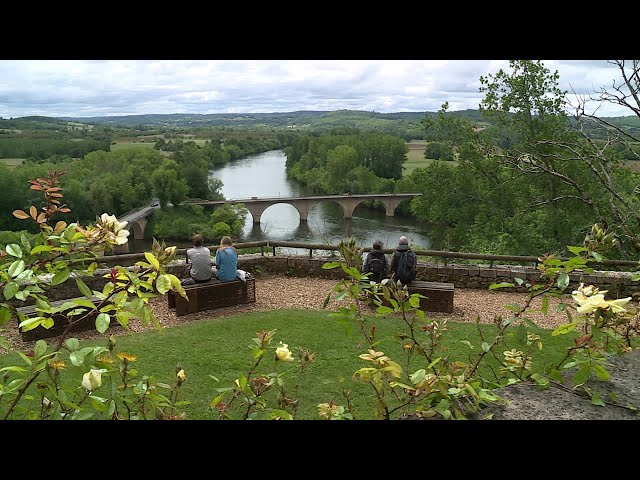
[11,253,638,306]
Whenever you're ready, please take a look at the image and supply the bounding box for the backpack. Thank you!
[368,257,384,277]
[396,250,416,283]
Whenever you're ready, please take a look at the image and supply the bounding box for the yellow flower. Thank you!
[48,360,66,370]
[177,369,186,382]
[275,342,294,362]
[403,343,413,350]
[96,354,115,366]
[117,351,138,362]
[82,369,102,391]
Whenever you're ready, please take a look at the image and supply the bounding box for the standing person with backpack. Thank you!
[362,240,388,283]
[390,235,417,286]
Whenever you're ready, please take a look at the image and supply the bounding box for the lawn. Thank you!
[0,309,574,420]
[0,158,25,168]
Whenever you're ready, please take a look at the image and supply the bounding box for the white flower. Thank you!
[82,369,102,391]
[275,342,294,362]
[97,213,129,245]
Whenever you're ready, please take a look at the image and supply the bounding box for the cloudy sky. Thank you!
[0,60,633,119]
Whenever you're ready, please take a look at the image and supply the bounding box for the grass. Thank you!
[403,141,458,175]
[0,308,576,420]
[110,142,157,151]
[0,158,25,168]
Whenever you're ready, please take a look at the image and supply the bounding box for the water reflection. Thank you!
[129,150,431,252]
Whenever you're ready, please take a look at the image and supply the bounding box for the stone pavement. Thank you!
[475,349,640,420]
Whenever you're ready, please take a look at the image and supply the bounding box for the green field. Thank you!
[0,158,25,168]
[403,141,459,175]
[110,141,157,151]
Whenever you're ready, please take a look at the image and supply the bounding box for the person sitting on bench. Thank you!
[181,234,214,285]
[215,235,238,282]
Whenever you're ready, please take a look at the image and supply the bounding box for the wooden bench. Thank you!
[407,281,454,313]
[15,296,114,341]
[167,276,256,316]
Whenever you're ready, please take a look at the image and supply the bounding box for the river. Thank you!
[209,150,430,249]
[128,149,430,252]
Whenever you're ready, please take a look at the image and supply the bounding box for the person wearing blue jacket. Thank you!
[215,236,238,282]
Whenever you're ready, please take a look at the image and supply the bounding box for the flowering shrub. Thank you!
[321,227,639,419]
[0,172,189,419]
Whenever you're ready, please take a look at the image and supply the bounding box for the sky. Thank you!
[0,60,634,119]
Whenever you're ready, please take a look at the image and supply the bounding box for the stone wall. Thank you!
[13,253,638,306]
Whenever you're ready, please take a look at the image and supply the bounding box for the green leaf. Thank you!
[76,278,93,299]
[489,282,514,290]
[95,313,110,334]
[548,368,565,383]
[504,303,522,312]
[590,251,603,262]
[514,277,524,286]
[156,274,171,294]
[6,244,22,258]
[30,245,53,255]
[3,282,19,300]
[65,338,79,351]
[567,246,587,256]
[590,392,605,407]
[530,373,550,389]
[593,364,610,381]
[461,340,473,349]
[19,316,44,332]
[51,268,70,286]
[427,357,441,370]
[410,369,426,385]
[551,322,577,336]
[481,342,490,352]
[434,399,450,419]
[8,260,25,278]
[0,307,11,325]
[322,261,341,269]
[572,365,591,386]
[0,365,28,373]
[556,272,569,290]
[541,296,549,316]
[69,351,85,366]
[34,339,47,358]
[375,306,393,314]
[41,317,54,329]
[18,351,32,366]
[144,252,160,270]
[555,303,567,313]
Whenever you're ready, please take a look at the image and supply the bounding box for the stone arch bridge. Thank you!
[184,193,421,225]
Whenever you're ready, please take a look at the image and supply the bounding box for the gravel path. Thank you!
[3,275,575,352]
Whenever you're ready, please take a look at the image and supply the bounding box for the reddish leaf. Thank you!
[12,209,30,219]
[36,213,46,223]
[59,208,71,213]
[48,193,63,198]
[29,206,38,219]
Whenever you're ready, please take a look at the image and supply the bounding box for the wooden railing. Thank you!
[94,240,640,270]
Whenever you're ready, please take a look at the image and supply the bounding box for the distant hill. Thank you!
[4,109,639,141]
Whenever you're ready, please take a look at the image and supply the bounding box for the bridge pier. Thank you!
[336,198,365,219]
[129,218,147,240]
[291,199,315,222]
[380,198,404,217]
[246,204,269,224]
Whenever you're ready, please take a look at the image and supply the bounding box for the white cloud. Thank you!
[0,60,634,118]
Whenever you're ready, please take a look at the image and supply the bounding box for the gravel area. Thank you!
[2,275,579,353]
